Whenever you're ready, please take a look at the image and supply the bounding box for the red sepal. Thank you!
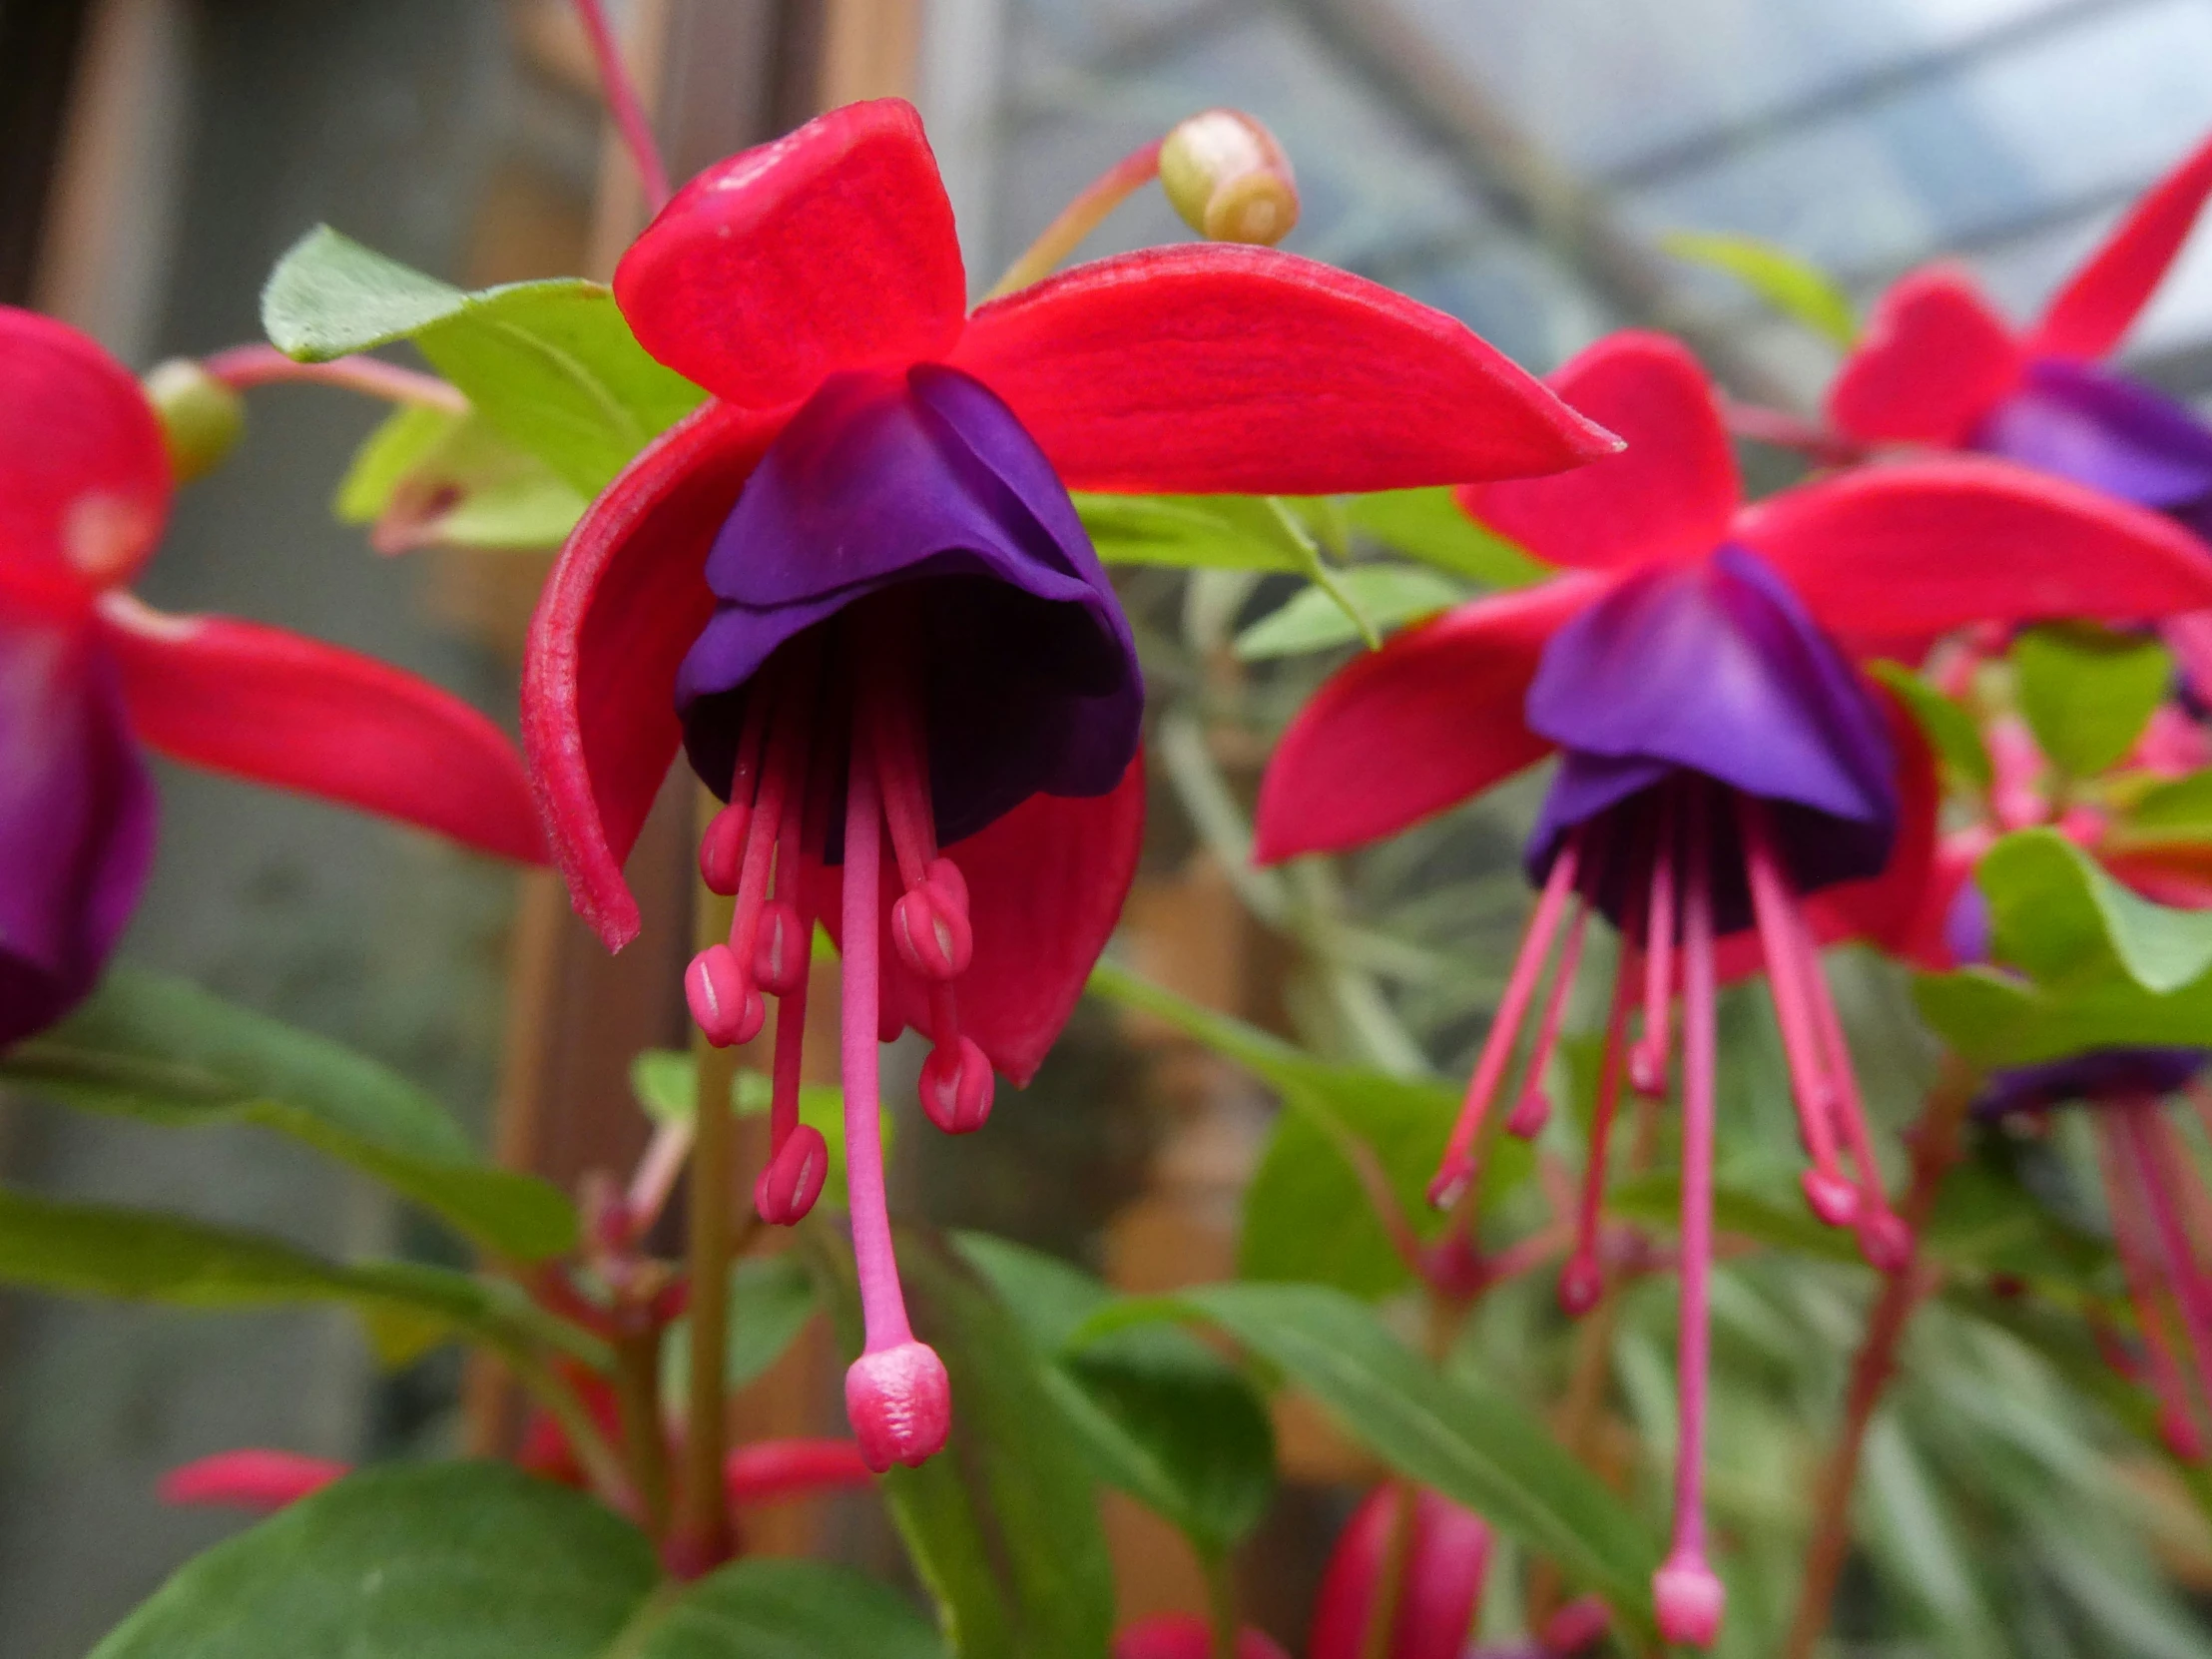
[1113,1616,1292,1659]
[615,99,966,410]
[724,1438,874,1505]
[523,401,786,947]
[158,1449,348,1512]
[98,596,545,863]
[1460,330,1739,571]
[951,244,1619,495]
[2030,131,2212,360]
[1739,456,2212,640]
[0,306,171,604]
[1253,577,1602,862]
[1825,266,2023,446]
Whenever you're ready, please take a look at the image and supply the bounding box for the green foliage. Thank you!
[1661,230,1859,346]
[629,1048,871,1208]
[660,1254,823,1414]
[1342,486,1552,587]
[955,1233,1276,1556]
[1915,829,2212,1062]
[336,404,586,550]
[1869,660,1994,789]
[91,1462,939,1659]
[2112,767,2212,849]
[264,227,702,494]
[1072,1281,1662,1636]
[0,1187,596,1369]
[2011,623,2172,779]
[1235,565,1464,660]
[0,969,574,1260]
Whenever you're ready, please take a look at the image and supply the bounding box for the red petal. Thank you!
[98,596,546,863]
[949,244,1619,494]
[1825,266,2023,446]
[1113,1617,1291,1659]
[1253,578,1600,862]
[0,307,171,602]
[2030,132,2212,359]
[824,759,1146,1086]
[1459,330,1739,571]
[523,401,786,948]
[1738,456,2212,638]
[724,1438,874,1504]
[614,99,965,409]
[158,1449,348,1512]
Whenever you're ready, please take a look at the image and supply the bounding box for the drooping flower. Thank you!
[523,97,1615,1471]
[1829,131,2212,678]
[0,307,545,1048]
[1255,329,2212,1644]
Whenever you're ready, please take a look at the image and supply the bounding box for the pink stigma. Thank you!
[1653,1551,1726,1648]
[846,1340,954,1473]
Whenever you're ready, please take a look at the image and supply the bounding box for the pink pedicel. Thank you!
[754,1125,830,1226]
[1506,904,1589,1141]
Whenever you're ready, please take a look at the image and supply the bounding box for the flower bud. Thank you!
[686,944,763,1047]
[752,900,808,996]
[143,358,245,483]
[1159,110,1300,247]
[845,1341,951,1471]
[754,1125,829,1226]
[919,1037,994,1135]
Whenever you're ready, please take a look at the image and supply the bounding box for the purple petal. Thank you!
[1972,1047,2209,1118]
[0,614,155,1046]
[1524,547,1896,929]
[677,365,1141,847]
[1974,359,2212,514]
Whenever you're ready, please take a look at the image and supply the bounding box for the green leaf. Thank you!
[954,1234,1276,1554]
[1075,493,1308,572]
[0,970,575,1260]
[0,1187,597,1368]
[264,227,703,493]
[2011,623,2172,779]
[1607,1172,1860,1266]
[1661,230,1858,346]
[1234,565,1465,660]
[1086,961,1528,1299]
[2114,768,2212,848]
[1075,1282,1660,1634]
[1342,487,1552,588]
[641,1559,945,1659]
[1914,829,2212,1062]
[91,1462,659,1659]
[1869,660,1992,789]
[337,404,586,551]
[661,1254,823,1415]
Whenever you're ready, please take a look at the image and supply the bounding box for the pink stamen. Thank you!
[2127,1105,2212,1444]
[1562,951,1639,1317]
[698,802,750,896]
[1656,793,1725,1649]
[571,0,672,210]
[727,681,808,990]
[2094,1111,2206,1459]
[1631,796,1677,1098]
[1737,797,1856,1227]
[838,720,950,1471]
[1507,902,1590,1139]
[1430,834,1583,1208]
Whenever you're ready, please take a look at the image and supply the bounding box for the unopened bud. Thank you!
[1159,110,1300,247]
[845,1341,952,1471]
[754,1125,829,1226]
[919,1037,994,1135]
[143,358,245,483]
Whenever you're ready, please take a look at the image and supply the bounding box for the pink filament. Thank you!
[728,681,807,975]
[1633,796,1677,1096]
[840,727,915,1355]
[1431,835,1583,1206]
[2095,1111,2205,1457]
[1508,902,1590,1138]
[2123,1103,2212,1425]
[1787,898,1909,1266]
[1659,792,1725,1643]
[1563,954,1639,1314]
[1737,797,1854,1223]
[572,0,672,210]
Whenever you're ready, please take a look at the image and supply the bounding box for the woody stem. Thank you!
[1781,1058,1975,1659]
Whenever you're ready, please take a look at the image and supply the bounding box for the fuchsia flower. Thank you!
[1255,329,2212,1644]
[0,308,544,1047]
[523,98,1614,1470]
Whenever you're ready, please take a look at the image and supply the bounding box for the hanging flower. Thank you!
[1254,329,2212,1644]
[0,306,544,1049]
[523,97,1615,1473]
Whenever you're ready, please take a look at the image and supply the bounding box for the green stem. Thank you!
[611,1322,672,1537]
[509,1348,630,1509]
[1203,1550,1241,1659]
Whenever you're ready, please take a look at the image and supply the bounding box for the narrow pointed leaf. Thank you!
[1662,230,1858,346]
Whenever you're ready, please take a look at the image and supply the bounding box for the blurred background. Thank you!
[8,0,2212,1654]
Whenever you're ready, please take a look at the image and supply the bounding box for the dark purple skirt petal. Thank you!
[676,365,1142,847]
[1523,546,1897,927]
[1972,1046,2210,1118]
[0,615,156,1047]
[1974,359,2212,514]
